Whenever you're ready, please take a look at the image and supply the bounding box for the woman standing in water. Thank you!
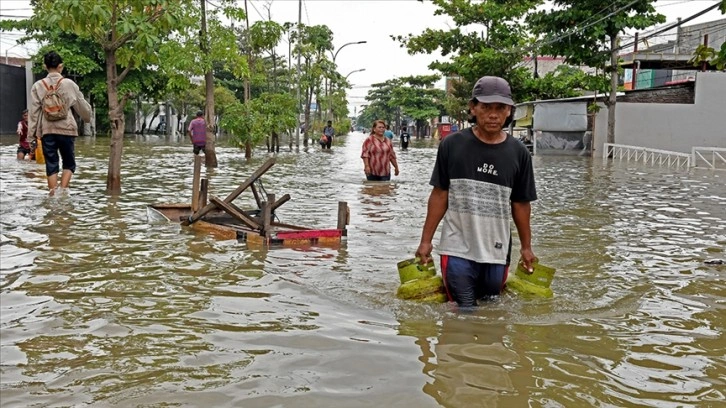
[361,120,399,181]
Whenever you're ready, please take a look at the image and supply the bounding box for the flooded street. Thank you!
[1,132,725,407]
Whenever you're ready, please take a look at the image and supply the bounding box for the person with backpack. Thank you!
[27,51,92,196]
[188,110,207,155]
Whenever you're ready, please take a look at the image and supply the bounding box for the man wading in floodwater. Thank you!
[415,76,538,308]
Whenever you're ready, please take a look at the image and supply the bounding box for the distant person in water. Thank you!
[400,126,410,151]
[383,124,394,140]
[361,120,399,181]
[188,110,206,155]
[16,109,31,160]
[321,120,334,150]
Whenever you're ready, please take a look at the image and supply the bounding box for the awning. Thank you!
[514,104,533,127]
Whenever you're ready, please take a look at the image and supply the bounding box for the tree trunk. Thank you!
[303,83,315,147]
[243,0,253,160]
[201,0,218,167]
[272,131,279,153]
[135,97,142,133]
[204,70,218,167]
[417,119,425,138]
[146,109,158,135]
[304,102,311,147]
[607,34,618,145]
[105,50,124,195]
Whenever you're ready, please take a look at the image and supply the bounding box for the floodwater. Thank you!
[1,132,724,407]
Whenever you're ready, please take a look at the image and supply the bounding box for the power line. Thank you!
[533,0,641,52]
[302,0,310,24]
[247,0,266,21]
[615,2,722,52]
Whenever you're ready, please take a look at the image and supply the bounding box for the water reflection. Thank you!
[1,133,725,407]
[401,317,520,408]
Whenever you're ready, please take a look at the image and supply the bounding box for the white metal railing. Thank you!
[603,143,691,169]
[691,147,726,170]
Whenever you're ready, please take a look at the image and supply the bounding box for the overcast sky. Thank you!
[1,0,724,112]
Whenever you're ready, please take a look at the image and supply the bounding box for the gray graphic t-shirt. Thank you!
[430,128,536,264]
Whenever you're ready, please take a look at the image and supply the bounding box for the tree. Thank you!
[294,24,334,147]
[394,0,540,90]
[219,92,296,152]
[527,0,665,145]
[157,0,247,167]
[394,0,541,128]
[363,81,398,125]
[521,65,608,101]
[391,75,445,137]
[690,1,726,70]
[242,19,285,157]
[360,75,444,138]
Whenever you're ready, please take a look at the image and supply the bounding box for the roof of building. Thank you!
[515,81,693,108]
[619,17,726,70]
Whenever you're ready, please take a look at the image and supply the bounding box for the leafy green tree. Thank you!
[394,0,541,131]
[240,19,289,156]
[294,24,334,147]
[325,72,352,123]
[333,118,352,137]
[220,92,296,154]
[248,20,285,93]
[157,0,247,167]
[250,92,298,154]
[691,2,726,70]
[220,101,262,150]
[395,0,539,91]
[363,81,398,124]
[521,65,608,101]
[527,0,665,144]
[361,75,444,137]
[391,75,446,137]
[358,102,391,131]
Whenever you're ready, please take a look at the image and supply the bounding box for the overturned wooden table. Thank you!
[148,157,349,247]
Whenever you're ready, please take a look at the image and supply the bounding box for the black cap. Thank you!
[472,76,514,105]
[196,110,204,117]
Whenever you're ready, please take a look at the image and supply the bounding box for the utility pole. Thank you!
[242,0,254,158]
[295,0,302,150]
[631,32,639,90]
[607,33,618,146]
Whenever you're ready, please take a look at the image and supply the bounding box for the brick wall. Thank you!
[619,85,694,104]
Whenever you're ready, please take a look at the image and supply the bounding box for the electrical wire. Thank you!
[615,2,722,52]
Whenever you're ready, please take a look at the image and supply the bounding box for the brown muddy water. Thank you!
[1,132,725,407]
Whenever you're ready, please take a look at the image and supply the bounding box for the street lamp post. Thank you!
[5,43,21,64]
[342,69,365,126]
[331,40,367,63]
[327,41,367,121]
[345,68,366,81]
